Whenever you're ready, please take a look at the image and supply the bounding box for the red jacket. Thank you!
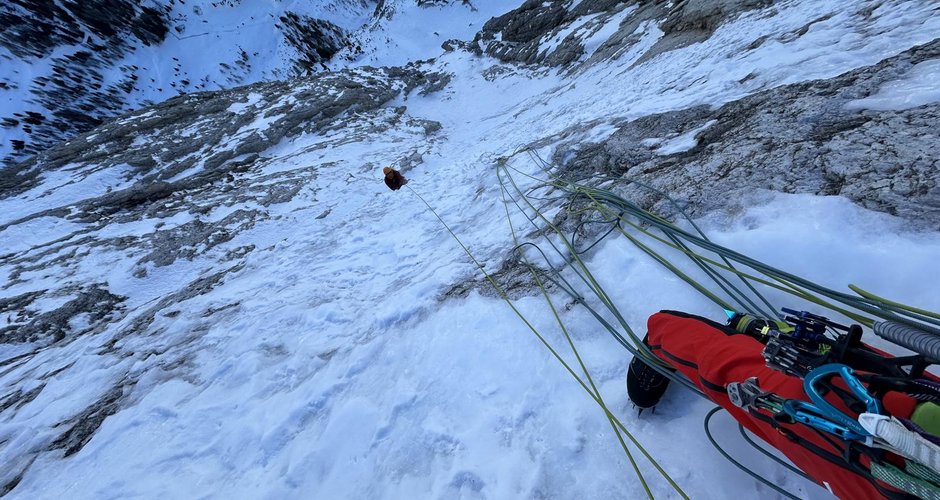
[647,310,920,499]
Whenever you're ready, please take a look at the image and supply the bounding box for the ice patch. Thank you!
[580,6,636,60]
[650,120,717,156]
[845,59,940,111]
[539,13,602,58]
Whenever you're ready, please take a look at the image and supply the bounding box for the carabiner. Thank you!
[804,363,882,415]
[782,399,869,441]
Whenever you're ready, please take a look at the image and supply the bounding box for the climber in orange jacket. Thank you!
[383,166,407,191]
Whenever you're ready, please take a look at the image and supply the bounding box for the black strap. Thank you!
[747,408,917,499]
[659,310,741,336]
[647,343,727,394]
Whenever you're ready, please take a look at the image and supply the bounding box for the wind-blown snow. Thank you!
[2,1,940,499]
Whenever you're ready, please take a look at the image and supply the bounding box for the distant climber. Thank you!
[383,166,407,191]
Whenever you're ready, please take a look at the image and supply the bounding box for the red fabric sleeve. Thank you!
[647,311,916,499]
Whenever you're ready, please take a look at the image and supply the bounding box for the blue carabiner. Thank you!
[803,363,881,436]
[782,400,868,441]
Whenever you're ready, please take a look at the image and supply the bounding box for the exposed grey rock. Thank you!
[442,39,472,52]
[0,384,44,414]
[441,254,557,301]
[418,72,453,96]
[664,0,769,41]
[419,119,443,135]
[0,157,42,198]
[556,38,940,228]
[0,285,126,345]
[50,381,136,457]
[0,291,45,319]
[474,0,571,65]
[632,0,773,66]
[136,210,259,267]
[86,181,178,217]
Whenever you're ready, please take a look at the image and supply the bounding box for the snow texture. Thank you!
[1,0,939,499]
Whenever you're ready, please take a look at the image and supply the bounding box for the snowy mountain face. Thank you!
[1,0,940,498]
[0,0,505,166]
[0,0,360,163]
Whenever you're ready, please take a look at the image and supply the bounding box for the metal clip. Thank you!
[728,377,765,409]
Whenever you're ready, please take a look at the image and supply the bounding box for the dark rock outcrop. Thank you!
[279,13,353,76]
[0,285,126,345]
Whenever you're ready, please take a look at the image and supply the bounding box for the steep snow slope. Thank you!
[1,0,939,498]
